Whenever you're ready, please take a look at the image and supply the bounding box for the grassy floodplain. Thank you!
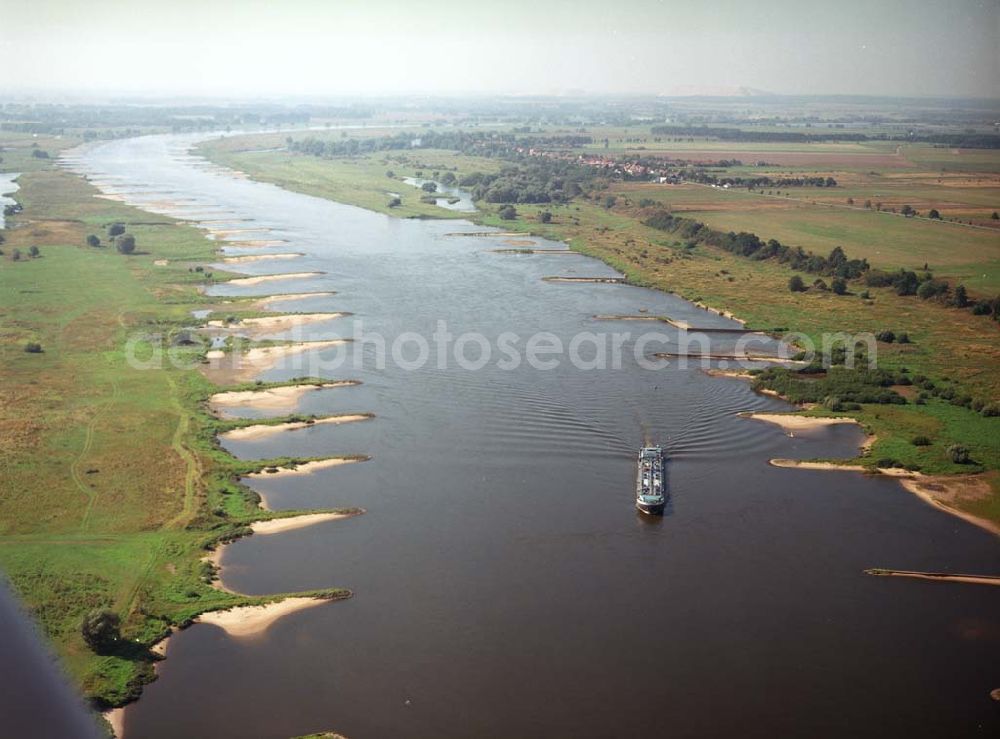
[198,129,1000,528]
[0,132,355,717]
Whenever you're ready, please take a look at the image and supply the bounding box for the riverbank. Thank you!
[196,597,340,638]
[202,339,348,384]
[0,144,360,716]
[219,413,373,441]
[209,381,359,417]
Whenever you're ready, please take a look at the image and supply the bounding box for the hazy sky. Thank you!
[2,0,997,98]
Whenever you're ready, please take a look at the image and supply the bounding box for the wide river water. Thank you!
[63,135,998,738]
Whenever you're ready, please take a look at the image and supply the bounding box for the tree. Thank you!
[927,208,941,219]
[387,196,401,208]
[831,277,847,295]
[108,223,125,238]
[952,284,969,308]
[498,205,517,221]
[603,195,617,209]
[86,234,101,247]
[947,445,970,464]
[421,181,437,193]
[28,245,39,257]
[875,330,895,343]
[900,204,916,217]
[81,609,121,653]
[10,248,21,261]
[23,342,43,353]
[539,211,552,223]
[788,275,805,292]
[115,233,136,254]
[440,171,457,186]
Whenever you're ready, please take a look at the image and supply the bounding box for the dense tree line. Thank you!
[288,131,592,159]
[462,159,593,204]
[643,210,869,278]
[650,125,1000,148]
[678,170,837,188]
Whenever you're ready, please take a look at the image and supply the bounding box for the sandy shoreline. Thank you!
[221,253,304,264]
[196,597,334,639]
[220,413,372,441]
[245,456,370,483]
[770,459,866,471]
[227,272,324,286]
[202,339,347,384]
[207,312,345,332]
[209,381,358,416]
[768,460,999,536]
[250,511,358,535]
[253,291,335,309]
[865,569,1000,586]
[655,351,804,364]
[543,276,625,284]
[103,708,125,738]
[745,412,862,431]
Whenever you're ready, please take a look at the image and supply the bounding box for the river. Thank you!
[62,134,999,738]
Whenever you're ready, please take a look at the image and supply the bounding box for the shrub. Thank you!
[498,205,517,221]
[23,342,43,353]
[981,403,1000,417]
[421,181,437,193]
[874,330,895,343]
[86,234,101,247]
[859,290,870,299]
[947,445,970,464]
[539,211,552,223]
[831,277,847,295]
[911,435,931,446]
[788,275,805,292]
[115,234,136,254]
[387,196,401,208]
[928,208,941,219]
[107,223,125,238]
[81,609,121,653]
[897,333,910,344]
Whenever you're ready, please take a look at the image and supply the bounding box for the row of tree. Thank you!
[643,210,870,278]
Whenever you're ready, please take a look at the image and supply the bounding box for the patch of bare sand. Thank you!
[226,272,324,286]
[103,708,125,738]
[253,292,336,310]
[223,239,289,248]
[196,598,334,639]
[209,381,358,416]
[769,461,999,536]
[769,459,866,472]
[221,253,304,264]
[245,456,369,481]
[219,413,372,441]
[201,340,347,384]
[206,313,345,333]
[251,511,358,535]
[866,569,1000,586]
[896,475,999,536]
[745,412,862,431]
